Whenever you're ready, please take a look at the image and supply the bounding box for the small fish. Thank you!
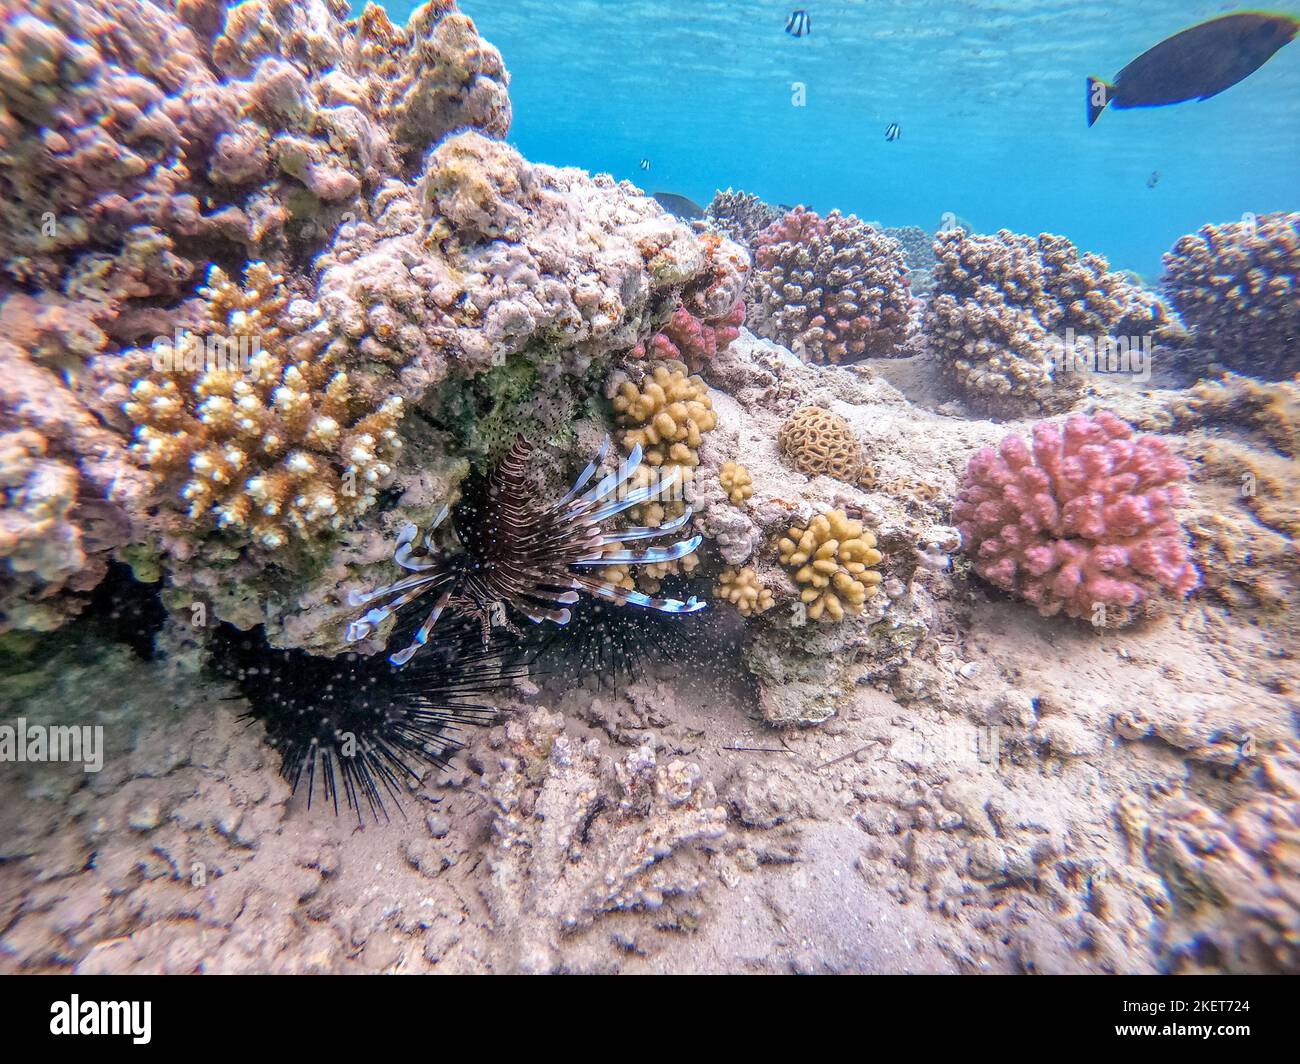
[1146,170,1160,189]
[785,9,811,38]
[1087,12,1300,127]
[652,192,705,221]
[885,122,901,141]
[639,158,651,171]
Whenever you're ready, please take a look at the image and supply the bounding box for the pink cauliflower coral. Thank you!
[634,302,745,370]
[954,411,1199,625]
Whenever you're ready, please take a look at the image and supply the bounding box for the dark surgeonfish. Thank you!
[885,122,902,141]
[786,10,811,38]
[1087,11,1300,126]
[652,192,705,221]
[1147,170,1160,188]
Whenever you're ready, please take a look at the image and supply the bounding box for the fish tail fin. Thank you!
[1086,76,1112,127]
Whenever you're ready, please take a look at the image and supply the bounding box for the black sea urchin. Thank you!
[212,621,520,822]
[348,435,706,666]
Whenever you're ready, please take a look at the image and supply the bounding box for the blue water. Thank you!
[373,0,1300,278]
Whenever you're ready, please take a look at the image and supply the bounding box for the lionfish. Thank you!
[347,436,706,666]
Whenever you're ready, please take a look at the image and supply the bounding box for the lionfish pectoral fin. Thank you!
[524,607,572,625]
[556,436,612,506]
[599,508,693,543]
[573,535,702,566]
[387,588,454,668]
[575,443,643,509]
[584,468,681,524]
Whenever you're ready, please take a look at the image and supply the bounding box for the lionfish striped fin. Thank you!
[573,535,702,566]
[555,436,612,506]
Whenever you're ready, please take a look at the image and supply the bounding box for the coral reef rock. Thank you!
[0,0,741,649]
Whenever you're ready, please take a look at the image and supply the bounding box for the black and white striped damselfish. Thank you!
[885,122,901,141]
[785,10,811,38]
[348,436,706,667]
[1087,12,1300,127]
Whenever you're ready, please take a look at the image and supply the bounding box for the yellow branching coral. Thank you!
[719,460,753,505]
[123,263,404,549]
[778,407,870,485]
[613,364,717,467]
[716,566,773,617]
[778,510,883,622]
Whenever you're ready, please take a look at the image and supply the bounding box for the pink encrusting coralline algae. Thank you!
[953,411,1200,625]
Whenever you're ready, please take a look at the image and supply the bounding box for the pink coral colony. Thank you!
[954,411,1200,624]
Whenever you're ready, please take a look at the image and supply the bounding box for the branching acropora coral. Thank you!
[719,461,753,505]
[716,566,773,617]
[122,263,404,549]
[778,510,884,622]
[750,208,911,363]
[953,411,1199,626]
[1161,212,1299,380]
[777,406,870,485]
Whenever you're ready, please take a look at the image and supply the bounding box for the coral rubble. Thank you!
[483,709,727,973]
[954,411,1199,626]
[1162,212,1299,380]
[750,208,911,363]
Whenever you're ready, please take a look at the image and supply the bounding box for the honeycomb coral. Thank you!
[750,208,911,363]
[716,566,773,617]
[612,364,717,468]
[953,411,1199,626]
[778,510,883,622]
[121,263,403,550]
[777,407,869,484]
[719,461,753,505]
[925,229,1176,418]
[1162,212,1299,380]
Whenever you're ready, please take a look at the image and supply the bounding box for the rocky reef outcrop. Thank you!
[0,0,746,643]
